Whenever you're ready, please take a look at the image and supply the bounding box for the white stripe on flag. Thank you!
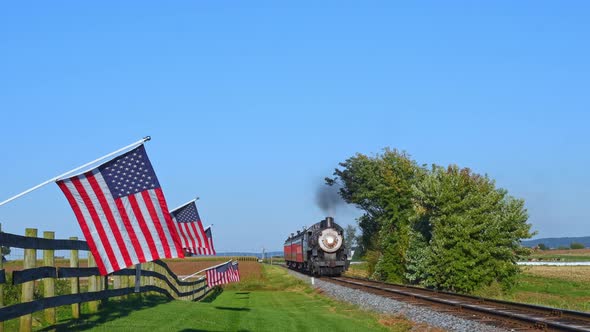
[148,190,180,257]
[120,196,153,262]
[135,193,166,258]
[63,180,114,273]
[77,175,127,270]
[94,172,139,265]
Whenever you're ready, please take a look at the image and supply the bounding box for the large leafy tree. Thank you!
[343,224,357,250]
[408,165,533,292]
[327,148,425,282]
[330,148,533,293]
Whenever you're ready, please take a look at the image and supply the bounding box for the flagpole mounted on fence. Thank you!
[0,136,151,208]
[181,259,232,281]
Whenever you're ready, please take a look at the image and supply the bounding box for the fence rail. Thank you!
[0,226,212,332]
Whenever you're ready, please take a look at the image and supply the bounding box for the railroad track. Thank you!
[326,276,590,331]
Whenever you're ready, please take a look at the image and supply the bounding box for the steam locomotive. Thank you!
[283,217,350,276]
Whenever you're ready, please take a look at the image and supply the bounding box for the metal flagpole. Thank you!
[181,259,232,281]
[0,136,151,207]
[170,196,199,213]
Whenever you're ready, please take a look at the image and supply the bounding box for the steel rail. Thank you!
[330,276,590,332]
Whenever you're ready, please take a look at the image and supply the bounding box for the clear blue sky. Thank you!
[1,2,589,252]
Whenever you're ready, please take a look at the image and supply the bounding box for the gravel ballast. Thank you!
[286,269,510,332]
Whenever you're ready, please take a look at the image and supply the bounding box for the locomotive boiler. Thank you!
[283,217,350,276]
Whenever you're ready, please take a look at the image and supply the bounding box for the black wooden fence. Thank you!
[0,226,210,332]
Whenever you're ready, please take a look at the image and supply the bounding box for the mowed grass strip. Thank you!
[37,265,414,331]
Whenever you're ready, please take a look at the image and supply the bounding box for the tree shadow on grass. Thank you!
[214,306,250,311]
[38,295,170,332]
[179,330,251,332]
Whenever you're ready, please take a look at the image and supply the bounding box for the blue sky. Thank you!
[1,2,589,252]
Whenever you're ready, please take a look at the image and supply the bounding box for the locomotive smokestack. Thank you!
[325,216,334,227]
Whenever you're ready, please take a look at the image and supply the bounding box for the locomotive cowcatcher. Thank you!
[283,217,350,276]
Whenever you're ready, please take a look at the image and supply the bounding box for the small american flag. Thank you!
[170,201,209,255]
[229,261,240,282]
[56,145,184,275]
[195,226,216,255]
[206,260,239,287]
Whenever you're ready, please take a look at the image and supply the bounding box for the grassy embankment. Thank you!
[346,255,590,312]
[6,264,420,331]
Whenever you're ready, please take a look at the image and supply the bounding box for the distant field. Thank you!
[8,264,418,331]
[528,248,590,262]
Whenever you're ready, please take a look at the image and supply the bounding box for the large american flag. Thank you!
[56,145,184,275]
[206,260,240,287]
[195,226,216,255]
[170,201,209,255]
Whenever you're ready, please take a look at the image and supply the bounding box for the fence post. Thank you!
[146,262,153,296]
[0,223,4,332]
[69,237,80,319]
[19,228,37,332]
[43,231,56,325]
[87,254,99,312]
[120,269,128,299]
[113,272,121,300]
[135,264,141,293]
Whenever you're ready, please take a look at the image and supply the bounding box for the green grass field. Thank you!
[346,262,590,312]
[6,265,414,331]
[496,266,590,312]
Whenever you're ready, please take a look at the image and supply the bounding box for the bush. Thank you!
[570,242,585,249]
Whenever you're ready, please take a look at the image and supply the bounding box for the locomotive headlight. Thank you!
[319,229,342,253]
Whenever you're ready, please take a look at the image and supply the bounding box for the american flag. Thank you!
[56,145,184,275]
[195,226,216,255]
[229,261,240,282]
[170,201,209,255]
[206,260,239,287]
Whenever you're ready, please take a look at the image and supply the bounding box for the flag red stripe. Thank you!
[57,180,108,275]
[184,223,199,254]
[71,175,118,272]
[208,234,216,255]
[154,189,184,257]
[196,221,208,250]
[127,194,160,260]
[187,222,203,249]
[114,198,146,263]
[86,173,133,268]
[174,221,190,254]
[190,223,202,253]
[141,190,171,258]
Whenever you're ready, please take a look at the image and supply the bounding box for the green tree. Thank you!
[327,148,425,282]
[570,242,585,249]
[343,224,357,250]
[537,243,548,250]
[409,165,533,293]
[1,229,10,261]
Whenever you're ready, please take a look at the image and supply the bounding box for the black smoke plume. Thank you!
[316,183,344,215]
